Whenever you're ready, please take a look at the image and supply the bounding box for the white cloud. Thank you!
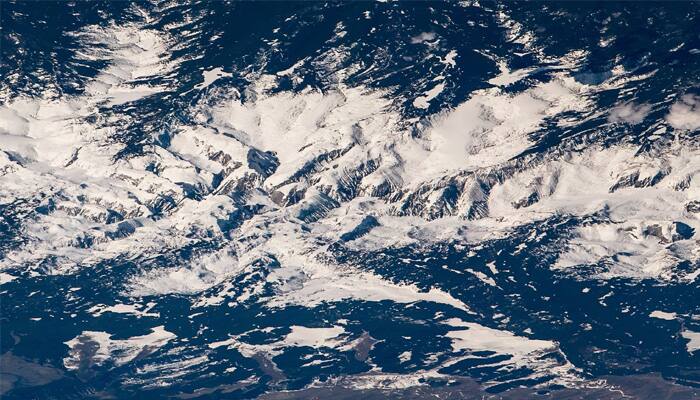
[666,94,700,131]
[410,31,436,44]
[608,102,651,125]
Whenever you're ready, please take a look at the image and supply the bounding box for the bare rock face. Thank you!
[672,221,695,241]
[686,200,700,213]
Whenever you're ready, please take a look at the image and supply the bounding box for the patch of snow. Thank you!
[194,67,232,90]
[63,326,176,369]
[88,302,160,318]
[681,330,700,353]
[649,310,677,320]
[413,83,445,109]
[282,325,346,348]
[0,272,16,284]
[488,61,536,87]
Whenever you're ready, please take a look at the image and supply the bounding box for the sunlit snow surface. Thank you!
[1,1,700,399]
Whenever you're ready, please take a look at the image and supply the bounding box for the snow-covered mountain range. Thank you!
[2,1,699,399]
